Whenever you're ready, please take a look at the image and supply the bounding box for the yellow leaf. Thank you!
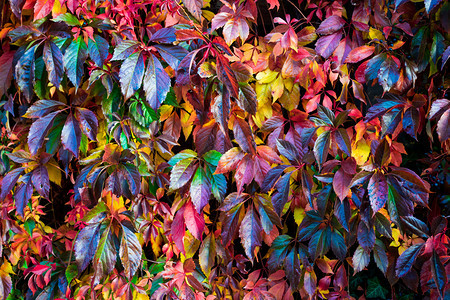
[271,74,284,101]
[256,69,278,84]
[180,102,194,139]
[133,291,150,300]
[352,139,370,166]
[47,158,62,186]
[0,260,14,275]
[52,0,66,17]
[369,27,385,42]
[159,105,173,121]
[278,83,300,111]
[294,207,305,225]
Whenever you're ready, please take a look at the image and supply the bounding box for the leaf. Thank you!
[75,223,102,272]
[216,54,239,98]
[34,0,54,20]
[120,51,145,100]
[184,201,205,240]
[64,37,88,88]
[366,277,389,298]
[31,164,50,198]
[357,221,375,252]
[190,167,211,213]
[92,224,116,285]
[199,234,215,276]
[373,240,388,274]
[182,0,202,20]
[15,45,36,101]
[0,167,25,200]
[313,131,331,168]
[331,230,347,260]
[365,53,387,82]
[76,108,98,140]
[368,172,388,214]
[170,158,196,190]
[144,53,171,110]
[14,174,33,217]
[42,41,64,89]
[171,207,186,254]
[255,195,281,234]
[333,168,352,201]
[238,83,257,115]
[154,44,187,70]
[285,248,301,290]
[272,171,293,215]
[111,40,140,61]
[308,227,331,259]
[0,51,15,98]
[425,0,443,13]
[431,250,446,298]
[120,225,142,278]
[276,139,300,165]
[395,243,425,277]
[315,32,342,59]
[61,113,81,158]
[335,128,351,157]
[28,110,61,155]
[24,100,65,118]
[352,246,370,273]
[437,109,449,142]
[215,147,245,174]
[233,117,256,155]
[268,235,291,271]
[401,216,429,238]
[402,107,419,139]
[334,198,350,231]
[221,203,244,247]
[316,16,346,35]
[121,163,141,196]
[88,35,109,67]
[344,45,375,63]
[261,165,289,193]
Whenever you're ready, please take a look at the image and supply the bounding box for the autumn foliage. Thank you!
[0,0,449,298]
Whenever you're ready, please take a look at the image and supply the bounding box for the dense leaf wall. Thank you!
[0,0,449,299]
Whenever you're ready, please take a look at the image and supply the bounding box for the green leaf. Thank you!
[64,37,88,89]
[65,264,78,284]
[199,234,215,276]
[366,277,388,298]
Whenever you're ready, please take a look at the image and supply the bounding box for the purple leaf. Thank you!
[239,208,262,261]
[313,130,331,168]
[111,40,140,61]
[61,113,81,158]
[31,164,50,198]
[335,128,351,157]
[75,223,102,272]
[331,230,347,260]
[437,108,449,142]
[154,44,188,70]
[233,117,256,155]
[378,56,400,92]
[402,107,419,139]
[28,110,61,155]
[43,41,64,87]
[357,221,375,252]
[285,248,301,290]
[182,0,203,20]
[76,108,98,141]
[316,15,346,35]
[92,224,116,286]
[368,172,388,213]
[190,167,211,213]
[261,165,289,193]
[272,171,293,215]
[169,158,196,190]
[431,250,447,298]
[0,50,15,98]
[315,32,342,59]
[121,163,141,196]
[220,203,244,247]
[24,100,65,118]
[143,53,170,110]
[0,167,25,200]
[276,139,300,165]
[14,173,33,216]
[120,51,144,100]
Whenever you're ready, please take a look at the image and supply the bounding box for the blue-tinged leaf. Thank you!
[431,250,446,298]
[373,240,388,274]
[353,245,370,273]
[334,198,350,231]
[62,113,81,158]
[276,140,300,165]
[364,98,403,122]
[317,104,335,126]
[154,44,188,70]
[120,51,145,100]
[74,164,97,202]
[430,31,445,64]
[365,53,387,81]
[6,151,33,164]
[121,163,141,196]
[143,53,170,110]
[331,230,347,260]
[381,106,403,137]
[15,45,36,101]
[149,27,177,43]
[368,172,388,214]
[64,37,88,88]
[75,223,102,272]
[210,172,227,202]
[335,128,351,156]
[14,173,33,216]
[170,158,197,190]
[255,195,281,234]
[378,56,400,92]
[119,225,142,279]
[425,0,443,13]
[31,164,50,198]
[402,107,419,139]
[401,216,429,238]
[24,100,65,118]
[395,243,425,277]
[239,208,262,261]
[167,150,197,166]
[313,130,331,168]
[261,165,289,193]
[28,110,62,155]
[316,184,332,216]
[88,35,109,67]
[308,227,330,259]
[395,0,409,9]
[43,41,64,87]
[357,221,375,252]
[272,171,293,215]
[76,108,98,141]
[267,235,292,272]
[285,247,301,290]
[221,203,244,246]
[111,40,139,61]
[0,167,25,200]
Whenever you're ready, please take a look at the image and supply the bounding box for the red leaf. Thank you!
[266,0,280,10]
[315,31,342,59]
[333,168,352,201]
[34,0,54,20]
[316,16,346,35]
[216,54,239,98]
[216,147,245,174]
[171,206,186,254]
[0,51,15,98]
[233,117,256,155]
[184,201,205,240]
[344,45,375,63]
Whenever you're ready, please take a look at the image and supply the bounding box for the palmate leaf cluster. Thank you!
[0,0,449,299]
